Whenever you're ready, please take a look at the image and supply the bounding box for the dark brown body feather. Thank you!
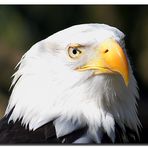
[0,111,139,144]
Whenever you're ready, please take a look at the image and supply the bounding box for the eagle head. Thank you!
[5,24,140,143]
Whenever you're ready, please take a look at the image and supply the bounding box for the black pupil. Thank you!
[73,49,77,54]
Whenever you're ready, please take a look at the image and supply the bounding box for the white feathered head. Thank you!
[5,24,140,142]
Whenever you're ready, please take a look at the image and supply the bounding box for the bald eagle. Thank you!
[0,24,140,144]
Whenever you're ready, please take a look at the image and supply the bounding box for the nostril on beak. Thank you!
[104,49,109,53]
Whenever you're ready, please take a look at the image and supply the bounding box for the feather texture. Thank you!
[0,110,139,144]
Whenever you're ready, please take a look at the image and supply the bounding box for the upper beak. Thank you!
[76,38,129,86]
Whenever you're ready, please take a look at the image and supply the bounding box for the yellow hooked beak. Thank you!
[76,38,129,86]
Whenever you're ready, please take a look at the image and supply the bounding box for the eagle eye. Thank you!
[68,46,83,59]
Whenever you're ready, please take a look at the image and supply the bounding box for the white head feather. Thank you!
[5,24,140,142]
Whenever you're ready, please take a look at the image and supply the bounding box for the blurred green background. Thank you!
[0,5,148,143]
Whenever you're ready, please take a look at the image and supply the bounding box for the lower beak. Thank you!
[76,38,129,86]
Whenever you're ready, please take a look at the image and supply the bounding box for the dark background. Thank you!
[0,5,147,143]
